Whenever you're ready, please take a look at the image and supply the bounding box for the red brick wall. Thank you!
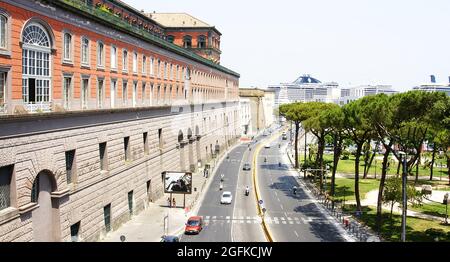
[0,2,237,106]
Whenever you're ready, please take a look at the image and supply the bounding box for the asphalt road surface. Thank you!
[257,131,346,242]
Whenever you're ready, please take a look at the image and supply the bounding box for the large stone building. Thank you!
[0,0,240,242]
[239,88,275,136]
[338,84,398,105]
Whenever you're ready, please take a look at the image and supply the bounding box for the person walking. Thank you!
[167,197,171,208]
[172,197,176,208]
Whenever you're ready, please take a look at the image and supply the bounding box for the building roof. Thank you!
[147,13,211,28]
[293,74,321,84]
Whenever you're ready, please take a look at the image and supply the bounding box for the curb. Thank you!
[252,127,288,242]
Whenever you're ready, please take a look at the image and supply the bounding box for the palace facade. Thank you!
[0,0,240,242]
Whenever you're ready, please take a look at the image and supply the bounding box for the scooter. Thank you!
[245,188,250,196]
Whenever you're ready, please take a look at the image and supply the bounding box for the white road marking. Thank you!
[287,217,293,221]
[282,221,287,224]
[294,231,299,237]
[246,216,251,220]
[240,220,245,224]
[206,216,210,219]
[226,216,230,219]
[277,197,280,202]
[212,216,217,220]
[274,220,280,224]
[289,221,294,225]
[280,204,284,210]
[280,217,285,221]
[294,217,299,221]
[247,220,252,224]
[274,191,278,196]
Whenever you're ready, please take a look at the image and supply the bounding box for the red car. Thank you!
[184,216,203,235]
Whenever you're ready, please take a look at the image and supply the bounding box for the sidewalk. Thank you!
[101,141,241,242]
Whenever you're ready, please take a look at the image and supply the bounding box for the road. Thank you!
[257,130,346,242]
[181,126,349,242]
[181,132,273,242]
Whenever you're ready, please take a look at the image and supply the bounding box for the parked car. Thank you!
[243,163,251,171]
[184,216,203,235]
[264,144,271,148]
[221,191,233,204]
[160,235,180,242]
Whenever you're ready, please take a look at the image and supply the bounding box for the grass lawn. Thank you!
[344,205,450,242]
[322,177,380,202]
[410,202,449,218]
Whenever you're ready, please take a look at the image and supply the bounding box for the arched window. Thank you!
[197,35,206,48]
[81,37,90,66]
[167,35,174,43]
[0,14,7,49]
[21,23,52,107]
[63,32,72,62]
[183,35,192,48]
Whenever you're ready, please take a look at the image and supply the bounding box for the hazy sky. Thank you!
[127,0,450,91]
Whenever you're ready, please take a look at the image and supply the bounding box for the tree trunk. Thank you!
[294,122,300,169]
[415,152,420,184]
[318,136,325,192]
[332,133,342,196]
[376,143,391,234]
[397,155,402,175]
[390,202,394,220]
[430,147,436,181]
[447,157,450,186]
[364,146,377,179]
[355,142,363,212]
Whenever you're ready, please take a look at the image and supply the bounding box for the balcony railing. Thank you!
[55,0,239,77]
[24,102,52,113]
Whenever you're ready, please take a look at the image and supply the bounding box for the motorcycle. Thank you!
[220,174,224,182]
[245,188,250,196]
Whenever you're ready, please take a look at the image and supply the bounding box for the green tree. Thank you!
[382,176,402,220]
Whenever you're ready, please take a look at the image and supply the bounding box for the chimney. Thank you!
[430,75,436,83]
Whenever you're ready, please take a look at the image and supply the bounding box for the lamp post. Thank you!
[304,129,307,178]
[444,193,449,225]
[398,151,407,243]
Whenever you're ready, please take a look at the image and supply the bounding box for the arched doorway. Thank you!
[21,22,53,112]
[195,126,201,166]
[178,130,185,171]
[187,128,194,171]
[31,170,60,242]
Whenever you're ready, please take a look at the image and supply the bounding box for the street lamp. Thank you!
[398,151,408,243]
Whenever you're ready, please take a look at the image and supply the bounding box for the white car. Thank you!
[220,191,233,204]
[264,144,271,148]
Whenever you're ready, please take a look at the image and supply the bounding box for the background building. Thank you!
[0,0,240,242]
[412,75,450,96]
[268,74,340,106]
[338,84,398,105]
[148,13,222,64]
[239,88,275,136]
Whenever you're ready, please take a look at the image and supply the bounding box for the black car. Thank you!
[160,235,180,242]
[243,163,251,171]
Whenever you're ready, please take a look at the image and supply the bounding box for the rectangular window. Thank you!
[122,50,128,72]
[0,15,6,49]
[63,76,72,109]
[97,42,104,67]
[128,191,133,215]
[99,142,107,171]
[157,60,161,78]
[65,150,75,184]
[132,52,137,73]
[150,57,154,75]
[143,132,149,155]
[141,82,146,104]
[146,180,152,202]
[124,136,130,162]
[158,128,163,150]
[110,79,116,108]
[142,56,147,75]
[0,72,6,109]
[81,78,89,110]
[104,204,111,232]
[63,33,72,62]
[81,37,89,66]
[111,46,117,70]
[132,82,137,107]
[0,165,13,211]
[97,79,104,108]
[164,62,168,79]
[122,81,128,106]
[70,222,81,242]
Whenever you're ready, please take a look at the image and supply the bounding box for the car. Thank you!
[264,144,271,148]
[243,163,251,171]
[220,191,233,204]
[184,216,203,235]
[282,134,288,140]
[160,235,180,242]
